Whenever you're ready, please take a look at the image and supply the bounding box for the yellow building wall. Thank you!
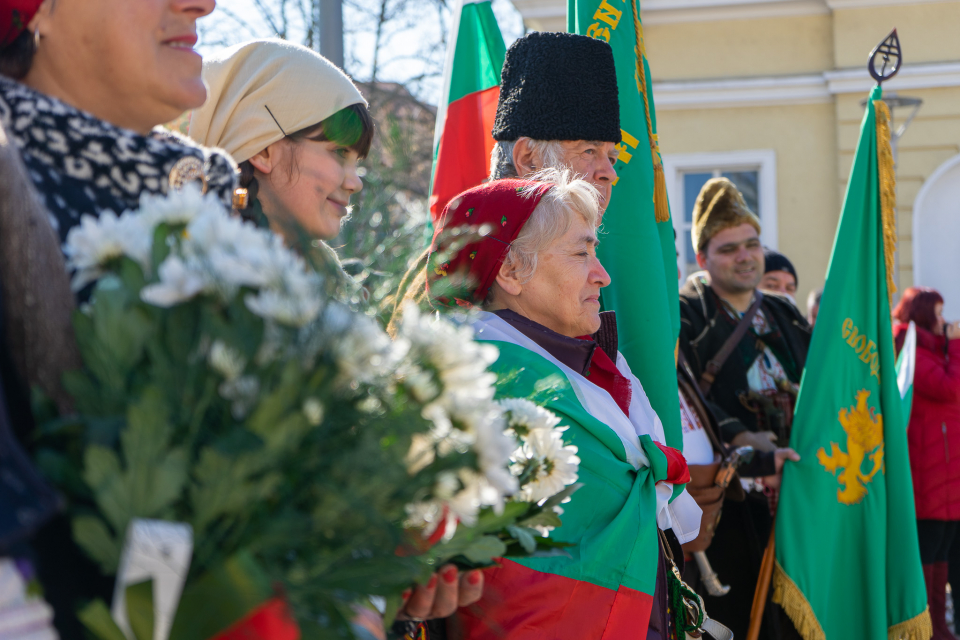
[834,85,960,291]
[644,14,834,81]
[657,102,839,309]
[832,2,960,69]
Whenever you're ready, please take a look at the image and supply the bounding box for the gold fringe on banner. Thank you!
[888,608,933,640]
[771,563,826,640]
[629,0,670,223]
[874,99,898,306]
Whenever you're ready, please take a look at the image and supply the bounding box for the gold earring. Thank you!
[33,28,40,50]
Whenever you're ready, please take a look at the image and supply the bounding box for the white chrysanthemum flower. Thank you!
[219,375,261,420]
[515,428,580,503]
[302,398,324,426]
[334,310,405,384]
[499,397,562,437]
[141,255,211,306]
[406,433,436,474]
[137,183,212,227]
[245,289,323,327]
[404,500,448,539]
[63,211,152,290]
[208,340,246,380]
[184,208,277,290]
[392,302,517,510]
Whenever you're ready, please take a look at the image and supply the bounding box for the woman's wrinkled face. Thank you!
[558,141,618,216]
[29,0,215,133]
[512,215,611,338]
[255,139,363,243]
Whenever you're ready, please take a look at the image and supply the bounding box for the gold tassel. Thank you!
[630,0,670,224]
[651,135,670,223]
[771,563,826,640]
[874,99,898,306]
[888,608,933,640]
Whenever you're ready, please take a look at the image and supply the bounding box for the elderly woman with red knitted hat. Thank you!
[417,170,703,639]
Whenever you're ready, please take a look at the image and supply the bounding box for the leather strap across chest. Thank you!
[698,290,764,396]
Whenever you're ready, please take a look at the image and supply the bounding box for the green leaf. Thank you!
[460,535,508,563]
[72,516,120,574]
[83,276,153,391]
[126,580,155,640]
[83,445,123,489]
[506,526,537,554]
[189,448,279,536]
[381,593,404,630]
[432,534,507,566]
[246,362,303,440]
[463,502,529,537]
[540,482,583,510]
[517,508,562,530]
[78,599,129,640]
[150,223,171,276]
[81,388,188,538]
[118,257,147,296]
[169,552,273,640]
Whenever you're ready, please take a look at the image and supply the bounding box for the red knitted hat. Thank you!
[1,0,42,47]
[427,179,553,307]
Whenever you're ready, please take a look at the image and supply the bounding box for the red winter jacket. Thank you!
[897,324,960,520]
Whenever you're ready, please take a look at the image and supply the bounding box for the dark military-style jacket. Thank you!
[678,273,812,443]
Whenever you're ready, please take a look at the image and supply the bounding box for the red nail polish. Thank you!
[467,571,482,585]
[401,589,412,601]
[428,574,438,589]
[443,566,458,583]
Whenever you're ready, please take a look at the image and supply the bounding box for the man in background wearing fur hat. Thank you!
[678,178,811,640]
[488,31,620,214]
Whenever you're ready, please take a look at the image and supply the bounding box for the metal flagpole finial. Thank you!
[869,28,902,85]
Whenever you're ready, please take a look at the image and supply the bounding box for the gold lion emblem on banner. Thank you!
[817,389,885,504]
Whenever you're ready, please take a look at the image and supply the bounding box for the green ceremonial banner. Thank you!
[773,85,931,640]
[567,0,682,449]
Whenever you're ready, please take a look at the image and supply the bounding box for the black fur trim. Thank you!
[492,32,621,143]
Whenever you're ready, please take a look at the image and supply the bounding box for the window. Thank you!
[662,150,777,280]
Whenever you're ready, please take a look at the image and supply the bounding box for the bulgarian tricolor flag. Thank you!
[429,0,506,222]
[457,314,700,639]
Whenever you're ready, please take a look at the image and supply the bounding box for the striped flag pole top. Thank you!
[429,0,507,222]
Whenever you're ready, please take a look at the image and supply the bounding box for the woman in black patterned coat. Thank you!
[0,0,239,245]
[0,1,238,637]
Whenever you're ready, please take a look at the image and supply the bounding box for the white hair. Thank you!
[489,138,566,180]
[498,168,600,286]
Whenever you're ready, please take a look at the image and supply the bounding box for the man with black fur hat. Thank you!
[481,31,704,640]
[678,178,811,640]
[489,31,621,215]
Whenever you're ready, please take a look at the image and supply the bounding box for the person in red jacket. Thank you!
[894,286,960,640]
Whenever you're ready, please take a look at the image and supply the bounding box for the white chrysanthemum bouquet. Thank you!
[37,188,579,640]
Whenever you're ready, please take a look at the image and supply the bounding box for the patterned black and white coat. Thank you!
[0,74,237,243]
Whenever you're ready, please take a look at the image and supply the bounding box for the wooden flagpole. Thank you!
[747,522,777,640]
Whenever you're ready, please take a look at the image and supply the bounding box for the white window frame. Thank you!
[662,149,778,280]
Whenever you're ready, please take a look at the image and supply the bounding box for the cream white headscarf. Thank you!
[189,39,367,164]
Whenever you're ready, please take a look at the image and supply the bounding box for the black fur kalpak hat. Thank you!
[492,32,621,144]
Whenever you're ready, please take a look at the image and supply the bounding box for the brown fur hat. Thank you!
[691,177,761,254]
